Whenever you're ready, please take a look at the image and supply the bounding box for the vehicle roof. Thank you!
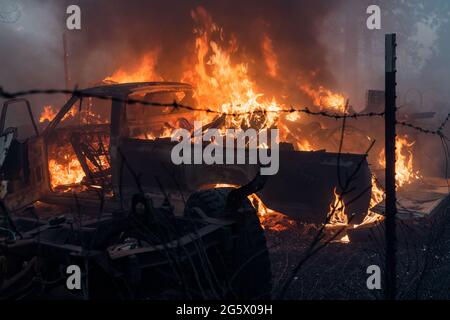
[42,82,194,136]
[81,82,193,97]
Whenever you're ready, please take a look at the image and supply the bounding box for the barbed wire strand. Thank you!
[1,87,448,141]
[0,87,384,120]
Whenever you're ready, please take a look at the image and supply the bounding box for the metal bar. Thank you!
[0,98,40,136]
[385,33,397,300]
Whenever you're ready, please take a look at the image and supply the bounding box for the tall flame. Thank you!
[327,187,347,225]
[181,7,280,129]
[378,135,421,188]
[261,34,279,78]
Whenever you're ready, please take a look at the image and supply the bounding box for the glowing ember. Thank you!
[378,135,421,188]
[300,84,347,113]
[338,234,350,243]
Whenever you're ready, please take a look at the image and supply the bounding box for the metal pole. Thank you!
[385,33,397,300]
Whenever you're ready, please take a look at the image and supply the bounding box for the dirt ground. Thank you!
[264,207,450,300]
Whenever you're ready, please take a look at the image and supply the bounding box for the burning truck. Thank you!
[0,81,373,299]
[0,5,431,299]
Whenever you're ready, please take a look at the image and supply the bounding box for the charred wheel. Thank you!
[184,187,272,299]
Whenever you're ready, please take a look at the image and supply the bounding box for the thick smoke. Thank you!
[66,0,338,88]
[0,0,341,122]
[1,1,448,139]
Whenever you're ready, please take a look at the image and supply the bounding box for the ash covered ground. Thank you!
[264,208,450,299]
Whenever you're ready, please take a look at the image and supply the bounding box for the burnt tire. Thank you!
[184,187,272,299]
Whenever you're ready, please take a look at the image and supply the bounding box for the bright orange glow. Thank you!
[338,235,350,243]
[357,211,384,226]
[300,84,347,113]
[104,51,162,83]
[48,133,110,191]
[328,175,386,243]
[211,183,288,230]
[182,7,280,129]
[39,99,107,129]
[48,146,85,190]
[295,140,314,151]
[369,174,385,209]
[102,6,347,142]
[39,105,78,124]
[327,187,347,225]
[134,125,176,141]
[40,105,57,123]
[261,34,279,78]
[378,135,421,188]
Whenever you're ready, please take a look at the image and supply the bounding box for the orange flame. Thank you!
[327,187,347,225]
[369,174,385,209]
[47,132,110,191]
[181,7,280,129]
[211,183,289,230]
[378,135,421,188]
[300,84,347,113]
[261,34,279,78]
[39,105,57,123]
[48,151,85,190]
[104,51,162,83]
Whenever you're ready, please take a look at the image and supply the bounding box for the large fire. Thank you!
[101,7,345,132]
[39,105,87,190]
[38,5,421,240]
[327,136,420,243]
[39,102,109,191]
[181,7,281,130]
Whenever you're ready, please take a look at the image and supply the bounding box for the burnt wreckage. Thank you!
[0,82,371,299]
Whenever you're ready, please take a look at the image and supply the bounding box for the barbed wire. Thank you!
[437,112,450,132]
[1,87,449,141]
[0,87,384,120]
[396,110,450,139]
[396,121,445,137]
